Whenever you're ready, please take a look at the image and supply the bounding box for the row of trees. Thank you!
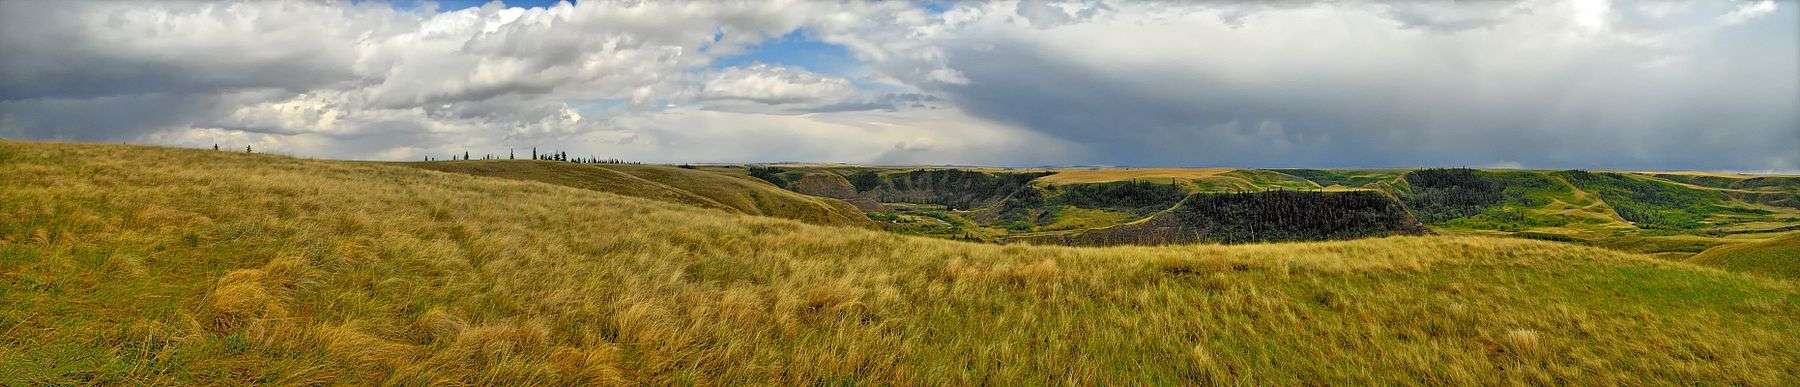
[211,143,635,165]
[423,147,636,164]
[1402,168,1506,223]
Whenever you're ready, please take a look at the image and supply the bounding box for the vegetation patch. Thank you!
[1689,233,1800,279]
[1279,169,1404,188]
[1402,168,1507,223]
[1042,180,1186,214]
[1037,190,1428,245]
[1559,170,1731,230]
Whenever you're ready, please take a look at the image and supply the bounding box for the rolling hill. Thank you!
[738,165,1799,262]
[410,161,874,228]
[2,141,1796,385]
[1690,233,1800,280]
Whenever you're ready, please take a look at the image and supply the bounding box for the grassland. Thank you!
[411,161,872,228]
[3,141,1798,384]
[743,164,1799,258]
[1690,233,1800,279]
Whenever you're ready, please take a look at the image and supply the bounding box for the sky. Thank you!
[1,0,1795,171]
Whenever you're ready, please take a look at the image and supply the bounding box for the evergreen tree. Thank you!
[245,145,252,154]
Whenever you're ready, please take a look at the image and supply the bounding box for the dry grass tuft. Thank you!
[203,269,286,334]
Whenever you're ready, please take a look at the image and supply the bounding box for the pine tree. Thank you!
[532,147,538,160]
[509,149,515,160]
[245,145,252,154]
[213,144,219,151]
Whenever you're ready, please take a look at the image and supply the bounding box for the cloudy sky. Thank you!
[2,0,1795,170]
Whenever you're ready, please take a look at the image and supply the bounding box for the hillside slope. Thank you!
[410,161,873,228]
[1690,233,1800,279]
[1023,190,1429,245]
[2,141,1797,385]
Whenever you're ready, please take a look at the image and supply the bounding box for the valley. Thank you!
[707,164,1800,275]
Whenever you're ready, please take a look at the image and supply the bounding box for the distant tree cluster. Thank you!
[1403,168,1505,223]
[1066,189,1427,245]
[748,166,789,187]
[1179,190,1427,243]
[416,146,638,164]
[1558,170,1722,229]
[876,169,1053,210]
[1045,180,1186,213]
[847,170,882,192]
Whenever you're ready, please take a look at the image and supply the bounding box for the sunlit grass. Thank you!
[2,140,1796,384]
[1690,233,1800,279]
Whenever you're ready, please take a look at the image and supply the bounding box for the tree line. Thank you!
[211,143,636,165]
[420,147,636,164]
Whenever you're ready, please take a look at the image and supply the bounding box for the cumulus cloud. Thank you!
[0,0,1794,170]
[700,64,859,107]
[1719,1,1779,25]
[840,0,1797,169]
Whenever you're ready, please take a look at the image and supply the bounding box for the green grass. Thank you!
[4,141,1797,384]
[1278,169,1408,189]
[1689,233,1800,279]
[1179,169,1324,192]
[1037,206,1133,232]
[752,166,1796,269]
[1559,170,1735,230]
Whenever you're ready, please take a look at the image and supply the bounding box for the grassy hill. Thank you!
[734,165,1799,256]
[1690,233,1800,280]
[2,141,1797,384]
[410,161,873,228]
[1025,190,1428,245]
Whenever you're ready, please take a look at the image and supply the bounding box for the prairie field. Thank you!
[3,141,1798,385]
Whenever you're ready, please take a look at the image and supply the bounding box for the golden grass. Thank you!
[2,140,1797,385]
[410,160,873,228]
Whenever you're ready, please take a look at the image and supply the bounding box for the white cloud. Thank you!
[0,0,1793,170]
[701,64,858,105]
[1719,1,1778,25]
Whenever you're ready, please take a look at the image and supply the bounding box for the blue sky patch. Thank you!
[710,29,858,76]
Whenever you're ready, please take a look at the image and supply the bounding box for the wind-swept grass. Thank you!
[410,160,873,228]
[2,141,1797,385]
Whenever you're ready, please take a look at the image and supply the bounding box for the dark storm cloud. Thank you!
[909,1,1799,170]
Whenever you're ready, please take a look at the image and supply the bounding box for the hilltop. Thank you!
[409,161,873,228]
[2,141,1796,385]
